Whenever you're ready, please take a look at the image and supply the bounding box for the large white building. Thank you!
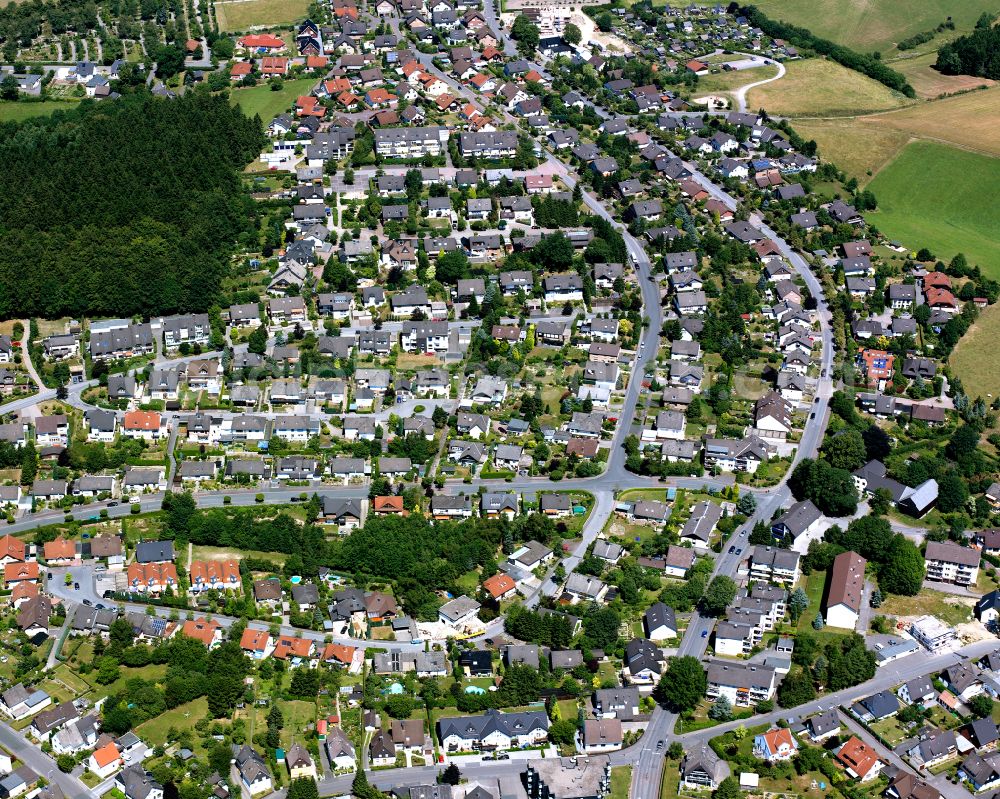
[437,709,549,752]
[925,540,980,586]
[910,615,956,652]
[706,662,776,707]
[824,551,866,630]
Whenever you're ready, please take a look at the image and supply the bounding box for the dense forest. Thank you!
[0,0,99,48]
[736,4,916,97]
[0,90,265,320]
[936,15,1000,78]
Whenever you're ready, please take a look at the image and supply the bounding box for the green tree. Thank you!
[384,694,416,719]
[878,536,925,595]
[247,325,268,355]
[548,718,578,745]
[701,576,737,617]
[969,694,995,719]
[708,695,733,721]
[563,23,582,45]
[947,424,980,461]
[736,493,757,516]
[777,666,816,708]
[56,754,75,773]
[653,656,706,712]
[812,612,825,630]
[789,587,809,622]
[821,428,867,471]
[95,657,121,685]
[715,776,741,799]
[19,442,36,486]
[440,764,461,785]
[789,458,857,516]
[511,14,540,58]
[936,472,970,513]
[0,75,18,102]
[290,666,320,698]
[287,778,319,799]
[582,606,620,650]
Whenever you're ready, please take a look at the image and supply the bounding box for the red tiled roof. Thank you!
[239,34,285,49]
[241,628,271,652]
[483,573,516,599]
[123,410,161,431]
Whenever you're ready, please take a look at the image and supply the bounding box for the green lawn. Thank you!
[695,64,779,95]
[0,100,81,123]
[792,569,852,646]
[83,663,169,700]
[230,77,317,122]
[867,140,1000,277]
[618,488,671,502]
[751,0,998,54]
[870,716,910,745]
[953,304,1000,407]
[610,766,632,799]
[136,697,210,747]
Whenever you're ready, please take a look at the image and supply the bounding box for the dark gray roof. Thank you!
[135,541,174,563]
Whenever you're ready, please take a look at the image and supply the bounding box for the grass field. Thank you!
[136,697,211,747]
[397,352,442,370]
[230,77,316,122]
[752,0,998,54]
[215,0,310,31]
[746,58,912,116]
[880,587,975,626]
[795,118,910,179]
[866,140,1000,275]
[695,64,779,94]
[951,305,1000,401]
[610,766,632,799]
[863,86,1000,157]
[0,100,81,123]
[888,50,995,99]
[192,544,286,566]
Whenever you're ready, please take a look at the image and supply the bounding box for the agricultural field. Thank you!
[230,77,317,122]
[866,141,1000,276]
[214,0,311,32]
[746,58,913,116]
[694,64,779,95]
[751,0,998,54]
[952,305,1000,401]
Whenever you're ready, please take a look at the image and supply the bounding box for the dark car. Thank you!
[701,629,708,638]
[74,582,80,590]
[83,599,92,606]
